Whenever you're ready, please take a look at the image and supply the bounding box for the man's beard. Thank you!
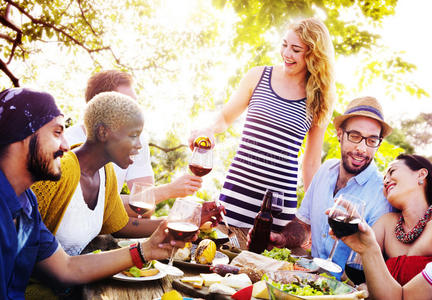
[341,150,372,175]
[27,134,63,181]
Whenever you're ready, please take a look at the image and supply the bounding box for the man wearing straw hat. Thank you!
[263,96,394,279]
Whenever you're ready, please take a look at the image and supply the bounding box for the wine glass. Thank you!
[189,145,213,177]
[313,194,365,273]
[167,198,202,266]
[345,250,366,285]
[271,190,284,217]
[128,182,155,219]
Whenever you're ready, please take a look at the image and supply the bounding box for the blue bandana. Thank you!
[0,88,62,145]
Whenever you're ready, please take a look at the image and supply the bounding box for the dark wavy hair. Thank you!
[396,154,432,205]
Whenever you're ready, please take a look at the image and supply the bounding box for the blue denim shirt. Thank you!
[0,170,59,300]
[296,159,393,279]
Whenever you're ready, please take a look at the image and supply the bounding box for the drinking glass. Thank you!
[189,146,213,177]
[345,250,366,285]
[271,190,284,217]
[313,194,365,273]
[167,198,202,265]
[128,182,155,219]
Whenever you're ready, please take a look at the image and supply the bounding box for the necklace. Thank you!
[395,205,432,244]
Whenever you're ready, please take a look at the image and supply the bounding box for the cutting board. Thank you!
[172,279,232,300]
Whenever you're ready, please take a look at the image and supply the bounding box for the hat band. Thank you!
[345,105,383,121]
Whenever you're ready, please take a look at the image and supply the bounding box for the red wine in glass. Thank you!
[129,201,154,215]
[328,215,361,238]
[189,164,212,177]
[345,263,366,285]
[167,222,199,241]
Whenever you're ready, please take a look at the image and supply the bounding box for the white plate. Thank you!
[112,269,166,282]
[117,238,149,248]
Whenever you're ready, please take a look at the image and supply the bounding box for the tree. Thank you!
[0,0,118,87]
[211,0,428,101]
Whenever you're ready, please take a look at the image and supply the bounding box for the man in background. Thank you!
[65,70,202,215]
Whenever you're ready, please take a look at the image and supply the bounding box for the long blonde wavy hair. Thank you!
[288,18,336,126]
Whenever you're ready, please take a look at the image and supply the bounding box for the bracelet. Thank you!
[137,242,147,264]
[129,243,143,269]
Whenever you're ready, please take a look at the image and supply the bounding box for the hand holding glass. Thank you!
[128,183,155,219]
[313,194,365,273]
[167,198,201,266]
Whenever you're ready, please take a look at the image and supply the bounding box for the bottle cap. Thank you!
[194,136,211,149]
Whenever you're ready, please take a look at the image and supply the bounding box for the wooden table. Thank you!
[81,226,251,299]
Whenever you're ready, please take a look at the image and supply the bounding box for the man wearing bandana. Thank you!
[0,88,188,300]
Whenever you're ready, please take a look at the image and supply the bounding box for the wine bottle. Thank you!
[248,190,273,254]
[193,136,211,149]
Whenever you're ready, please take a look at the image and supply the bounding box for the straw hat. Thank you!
[333,96,392,138]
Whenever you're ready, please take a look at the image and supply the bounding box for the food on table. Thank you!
[121,260,159,277]
[208,283,237,295]
[198,221,218,240]
[230,250,295,274]
[180,276,204,289]
[231,285,253,300]
[173,242,192,261]
[211,264,240,276]
[266,274,333,296]
[211,264,263,283]
[161,289,183,300]
[194,239,216,264]
[238,266,263,283]
[221,273,252,290]
[200,273,224,286]
[261,247,298,263]
[252,280,269,299]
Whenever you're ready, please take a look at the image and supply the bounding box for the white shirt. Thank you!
[65,124,154,192]
[55,168,106,256]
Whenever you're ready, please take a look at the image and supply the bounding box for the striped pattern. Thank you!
[219,66,312,231]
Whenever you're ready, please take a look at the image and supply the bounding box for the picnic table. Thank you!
[81,225,252,299]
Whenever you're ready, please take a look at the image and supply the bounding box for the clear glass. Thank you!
[313,194,365,273]
[166,198,202,266]
[189,146,213,177]
[270,190,284,217]
[128,182,155,219]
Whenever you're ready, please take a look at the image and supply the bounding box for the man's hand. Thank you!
[246,228,285,251]
[141,220,196,261]
[200,201,225,227]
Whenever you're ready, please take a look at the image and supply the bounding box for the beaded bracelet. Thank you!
[137,242,147,264]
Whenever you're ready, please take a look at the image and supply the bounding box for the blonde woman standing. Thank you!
[189,18,335,231]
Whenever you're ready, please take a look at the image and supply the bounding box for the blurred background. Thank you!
[1,0,431,211]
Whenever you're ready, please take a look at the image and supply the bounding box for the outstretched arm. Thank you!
[35,221,187,286]
[302,124,326,191]
[188,67,263,150]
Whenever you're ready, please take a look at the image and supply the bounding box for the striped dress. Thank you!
[219,66,312,232]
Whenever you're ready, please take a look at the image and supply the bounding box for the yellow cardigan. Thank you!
[31,151,128,235]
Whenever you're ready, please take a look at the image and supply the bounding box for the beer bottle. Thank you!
[248,190,273,254]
